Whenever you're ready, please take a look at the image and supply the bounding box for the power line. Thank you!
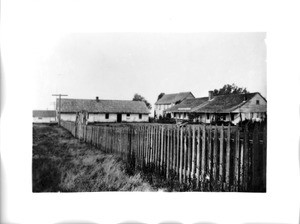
[52,94,68,126]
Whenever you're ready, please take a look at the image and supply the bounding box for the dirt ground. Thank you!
[32,124,155,192]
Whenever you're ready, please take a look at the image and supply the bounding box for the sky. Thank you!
[33,32,266,113]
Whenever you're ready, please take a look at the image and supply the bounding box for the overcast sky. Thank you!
[33,32,266,112]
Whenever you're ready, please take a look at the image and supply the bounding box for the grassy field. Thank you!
[32,124,155,192]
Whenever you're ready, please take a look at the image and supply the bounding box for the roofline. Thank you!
[60,111,151,114]
[59,98,144,102]
[154,91,194,104]
[191,92,264,113]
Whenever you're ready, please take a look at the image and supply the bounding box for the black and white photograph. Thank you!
[32,33,267,193]
[2,1,300,224]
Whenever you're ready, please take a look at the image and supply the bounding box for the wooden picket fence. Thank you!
[61,121,266,192]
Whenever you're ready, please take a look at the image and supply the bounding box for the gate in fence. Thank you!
[61,121,266,192]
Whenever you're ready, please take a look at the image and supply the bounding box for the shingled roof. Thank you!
[191,92,265,113]
[165,97,208,113]
[33,110,56,117]
[58,98,150,114]
[155,92,194,105]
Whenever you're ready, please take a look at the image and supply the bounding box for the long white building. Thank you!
[58,97,150,124]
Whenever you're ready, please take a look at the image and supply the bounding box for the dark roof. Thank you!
[191,92,264,113]
[33,110,56,117]
[58,98,150,114]
[165,97,209,112]
[155,92,194,105]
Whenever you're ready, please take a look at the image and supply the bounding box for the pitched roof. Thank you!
[165,97,209,113]
[155,92,194,105]
[33,110,56,117]
[58,98,150,114]
[191,92,264,113]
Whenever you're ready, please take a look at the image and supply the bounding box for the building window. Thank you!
[139,114,142,119]
[105,113,109,119]
[206,114,209,119]
[230,113,235,121]
[256,100,260,105]
[127,113,130,117]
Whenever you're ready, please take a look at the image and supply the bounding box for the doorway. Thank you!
[117,114,122,122]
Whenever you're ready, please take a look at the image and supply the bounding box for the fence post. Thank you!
[243,123,249,191]
[212,125,218,190]
[234,126,240,191]
[251,123,262,192]
[179,127,183,184]
[196,125,201,189]
[219,124,224,190]
[225,124,231,191]
[262,123,267,192]
[207,124,212,190]
[201,125,206,191]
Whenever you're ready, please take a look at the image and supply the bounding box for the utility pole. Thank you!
[52,94,68,126]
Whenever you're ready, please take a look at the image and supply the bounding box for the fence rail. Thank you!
[61,121,266,192]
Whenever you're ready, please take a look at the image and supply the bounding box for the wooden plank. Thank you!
[225,124,231,191]
[177,126,180,179]
[196,125,201,189]
[154,125,156,165]
[149,126,152,165]
[149,126,153,164]
[142,126,145,168]
[138,126,141,167]
[182,127,187,184]
[212,125,218,189]
[166,127,170,179]
[201,125,206,191]
[207,124,212,188]
[157,125,160,169]
[251,123,260,191]
[145,126,148,166]
[219,125,224,186]
[169,127,172,175]
[234,127,240,191]
[243,124,249,191]
[173,127,176,171]
[160,126,164,172]
[163,126,167,175]
[191,125,196,182]
[147,126,150,166]
[262,124,267,192]
[179,127,183,183]
[186,126,191,183]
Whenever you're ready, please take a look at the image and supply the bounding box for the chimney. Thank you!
[96,96,99,102]
[243,93,247,101]
[208,91,214,100]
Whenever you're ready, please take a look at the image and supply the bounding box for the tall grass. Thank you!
[32,124,154,192]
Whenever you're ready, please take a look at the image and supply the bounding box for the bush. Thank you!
[155,117,176,124]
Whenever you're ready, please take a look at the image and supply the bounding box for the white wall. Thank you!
[88,113,117,122]
[33,117,56,123]
[88,113,149,123]
[121,113,149,122]
[61,113,77,122]
[154,104,173,117]
[233,94,267,113]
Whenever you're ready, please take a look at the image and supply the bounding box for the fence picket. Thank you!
[234,128,240,191]
[212,126,218,189]
[219,125,224,189]
[201,125,206,190]
[225,124,231,191]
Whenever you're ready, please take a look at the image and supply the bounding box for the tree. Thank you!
[213,83,249,96]
[157,92,165,101]
[132,93,152,110]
